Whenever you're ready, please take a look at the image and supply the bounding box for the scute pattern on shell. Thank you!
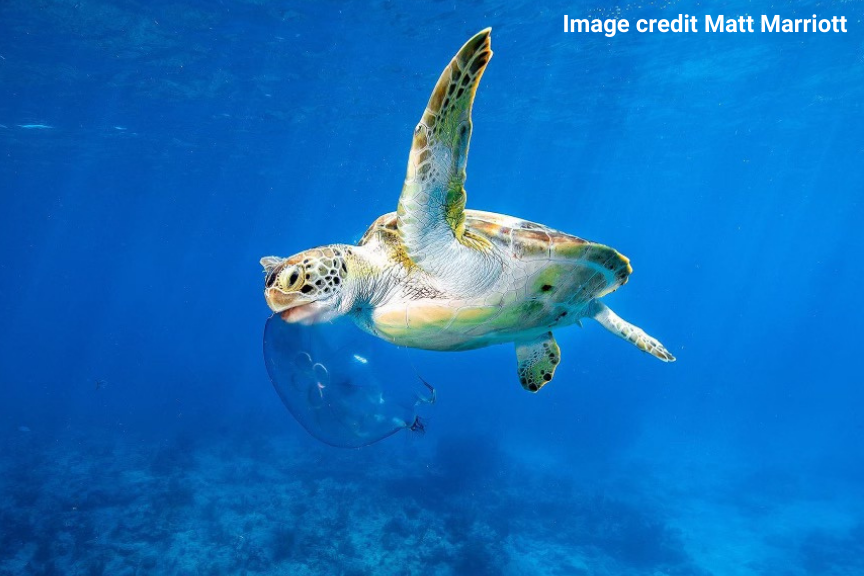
[359,209,631,299]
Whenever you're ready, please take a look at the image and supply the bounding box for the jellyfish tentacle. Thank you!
[415,377,437,405]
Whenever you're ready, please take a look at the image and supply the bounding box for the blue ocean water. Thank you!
[1,0,863,574]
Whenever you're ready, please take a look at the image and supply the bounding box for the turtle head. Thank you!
[260,245,357,324]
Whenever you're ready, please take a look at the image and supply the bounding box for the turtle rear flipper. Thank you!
[515,332,561,392]
[589,301,675,362]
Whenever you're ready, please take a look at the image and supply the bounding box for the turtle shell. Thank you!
[360,209,632,301]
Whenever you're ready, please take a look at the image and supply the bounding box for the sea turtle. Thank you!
[261,28,674,393]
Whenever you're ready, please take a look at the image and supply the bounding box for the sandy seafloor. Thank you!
[2,428,861,576]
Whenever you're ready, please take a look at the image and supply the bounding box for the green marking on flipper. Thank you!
[515,332,561,393]
[397,28,493,269]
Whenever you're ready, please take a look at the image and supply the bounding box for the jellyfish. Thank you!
[263,315,435,448]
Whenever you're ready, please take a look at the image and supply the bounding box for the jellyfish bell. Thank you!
[263,315,435,448]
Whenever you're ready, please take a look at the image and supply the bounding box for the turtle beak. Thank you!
[259,253,343,325]
[264,286,314,314]
[261,257,312,313]
[261,258,328,323]
[265,287,333,325]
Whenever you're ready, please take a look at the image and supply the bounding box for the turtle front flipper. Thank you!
[515,332,561,392]
[397,29,498,288]
[588,301,676,362]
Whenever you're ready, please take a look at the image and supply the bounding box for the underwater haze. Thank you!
[2,0,863,574]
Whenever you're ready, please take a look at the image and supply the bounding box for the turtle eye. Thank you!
[273,266,302,291]
[279,266,303,290]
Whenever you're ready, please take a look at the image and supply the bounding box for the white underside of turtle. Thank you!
[261,29,674,392]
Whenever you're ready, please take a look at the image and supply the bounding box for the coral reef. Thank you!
[2,427,858,575]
